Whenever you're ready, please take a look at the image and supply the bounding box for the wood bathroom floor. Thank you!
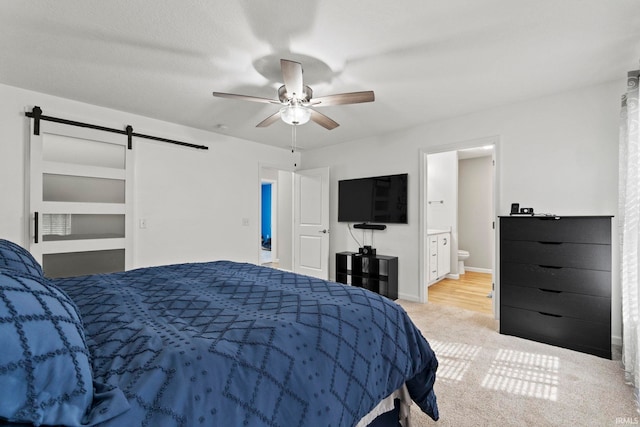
[428,271,493,315]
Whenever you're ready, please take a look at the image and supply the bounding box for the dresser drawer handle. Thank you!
[538,241,563,245]
[539,288,562,294]
[539,265,562,269]
[538,311,562,318]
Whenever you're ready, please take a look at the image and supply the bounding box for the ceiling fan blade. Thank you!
[212,92,280,104]
[309,110,339,130]
[311,91,375,106]
[256,111,282,128]
[280,59,304,99]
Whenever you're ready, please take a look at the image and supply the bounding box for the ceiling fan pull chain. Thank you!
[291,125,298,168]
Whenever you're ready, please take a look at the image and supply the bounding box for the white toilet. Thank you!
[458,249,470,274]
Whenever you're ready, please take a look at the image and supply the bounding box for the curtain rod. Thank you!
[25,106,208,150]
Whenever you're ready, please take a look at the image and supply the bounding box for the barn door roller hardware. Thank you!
[25,106,208,151]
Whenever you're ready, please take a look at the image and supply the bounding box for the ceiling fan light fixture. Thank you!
[280,105,311,126]
[213,59,374,130]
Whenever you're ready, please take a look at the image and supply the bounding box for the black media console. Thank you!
[335,251,398,300]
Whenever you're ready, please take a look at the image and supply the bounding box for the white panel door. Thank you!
[29,120,133,277]
[294,167,330,279]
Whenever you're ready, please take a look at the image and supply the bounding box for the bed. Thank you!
[0,239,439,426]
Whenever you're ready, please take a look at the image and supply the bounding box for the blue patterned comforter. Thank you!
[55,261,439,426]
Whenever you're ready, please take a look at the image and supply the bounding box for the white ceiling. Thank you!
[1,1,639,151]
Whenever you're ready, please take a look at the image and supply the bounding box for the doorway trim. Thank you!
[259,162,295,269]
[261,179,277,265]
[419,135,501,318]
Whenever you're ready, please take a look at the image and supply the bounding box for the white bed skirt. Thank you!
[355,384,412,427]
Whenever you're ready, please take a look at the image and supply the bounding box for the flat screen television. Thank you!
[338,173,408,224]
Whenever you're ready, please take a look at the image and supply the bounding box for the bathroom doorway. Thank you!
[261,180,276,265]
[260,167,294,270]
[420,136,499,317]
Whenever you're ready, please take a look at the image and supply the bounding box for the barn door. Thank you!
[29,119,133,277]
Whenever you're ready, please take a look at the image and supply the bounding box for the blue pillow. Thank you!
[0,239,43,278]
[0,270,128,425]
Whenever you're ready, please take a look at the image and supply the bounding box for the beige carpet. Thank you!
[398,300,637,427]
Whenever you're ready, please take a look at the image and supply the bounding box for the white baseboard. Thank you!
[464,266,492,274]
[612,334,622,347]
[398,292,420,302]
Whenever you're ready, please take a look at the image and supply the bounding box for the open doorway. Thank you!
[420,136,499,317]
[260,167,294,271]
[261,181,276,265]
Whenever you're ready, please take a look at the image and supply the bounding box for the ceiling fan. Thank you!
[212,59,374,130]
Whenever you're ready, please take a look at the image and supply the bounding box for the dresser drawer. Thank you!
[501,285,610,323]
[500,240,611,271]
[500,216,611,244]
[500,263,611,297]
[500,306,611,358]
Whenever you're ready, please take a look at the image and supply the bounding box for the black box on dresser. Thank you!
[499,215,612,359]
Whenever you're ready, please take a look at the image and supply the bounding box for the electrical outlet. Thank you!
[242,218,249,226]
[139,219,147,229]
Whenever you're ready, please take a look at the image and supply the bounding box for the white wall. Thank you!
[0,80,623,344]
[301,80,622,343]
[0,83,298,268]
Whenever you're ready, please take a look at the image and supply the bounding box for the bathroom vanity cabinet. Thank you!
[499,215,612,359]
[428,230,451,284]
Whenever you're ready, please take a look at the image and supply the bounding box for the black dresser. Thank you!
[499,216,612,358]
